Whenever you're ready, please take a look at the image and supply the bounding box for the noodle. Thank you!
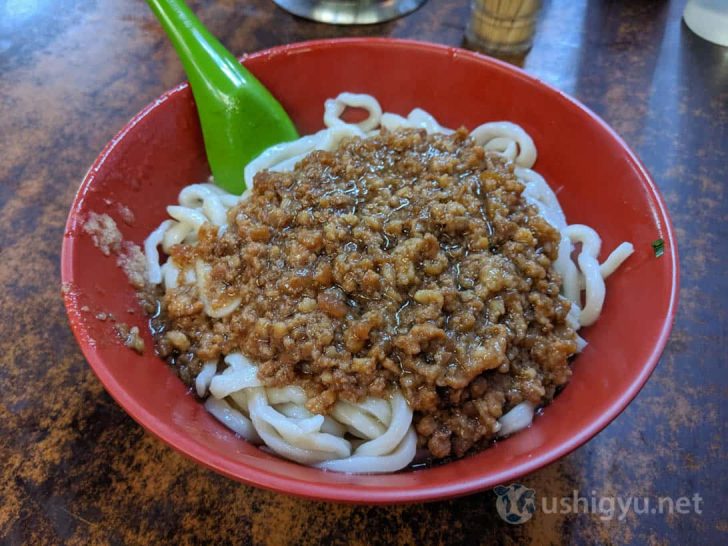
[143,93,633,472]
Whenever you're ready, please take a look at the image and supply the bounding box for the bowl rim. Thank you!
[61,37,680,504]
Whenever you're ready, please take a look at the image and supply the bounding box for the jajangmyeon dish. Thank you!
[140,93,633,473]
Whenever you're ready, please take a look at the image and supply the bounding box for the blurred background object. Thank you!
[465,0,542,56]
[272,0,427,24]
[683,0,728,47]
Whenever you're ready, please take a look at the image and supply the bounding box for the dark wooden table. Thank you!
[1,0,726,544]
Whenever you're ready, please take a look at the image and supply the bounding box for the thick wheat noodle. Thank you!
[143,92,633,472]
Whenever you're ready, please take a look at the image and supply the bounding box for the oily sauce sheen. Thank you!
[155,128,577,460]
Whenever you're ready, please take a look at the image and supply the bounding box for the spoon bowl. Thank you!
[147,0,299,193]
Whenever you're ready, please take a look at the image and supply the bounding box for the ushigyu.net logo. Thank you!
[494,483,704,524]
[495,484,537,524]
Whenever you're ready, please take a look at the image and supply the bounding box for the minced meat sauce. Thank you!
[149,128,577,460]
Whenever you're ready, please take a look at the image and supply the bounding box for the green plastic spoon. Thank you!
[147,0,299,194]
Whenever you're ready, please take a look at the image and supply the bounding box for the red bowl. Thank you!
[61,38,678,504]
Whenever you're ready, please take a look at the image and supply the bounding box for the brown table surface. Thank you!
[2,0,726,544]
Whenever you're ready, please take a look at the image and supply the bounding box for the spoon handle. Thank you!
[147,0,298,193]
